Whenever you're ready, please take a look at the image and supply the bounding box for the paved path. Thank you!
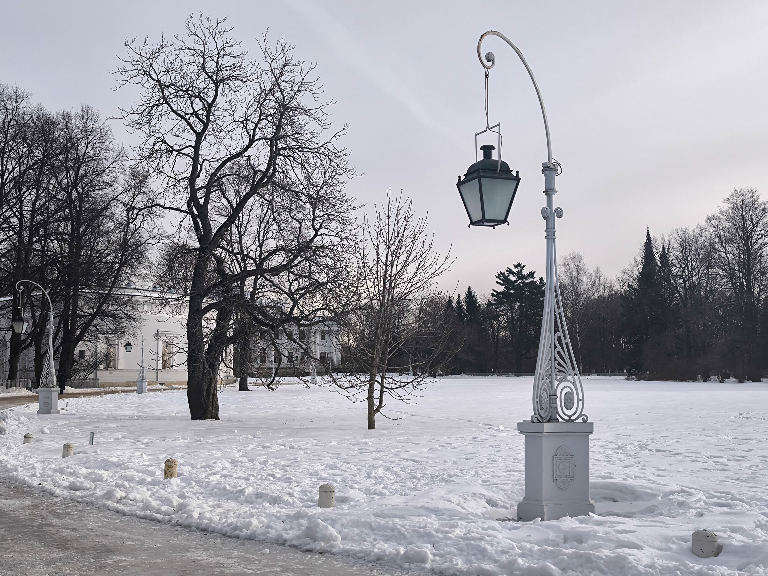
[0,387,180,410]
[0,480,400,576]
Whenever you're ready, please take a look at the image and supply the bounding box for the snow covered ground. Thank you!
[0,377,767,575]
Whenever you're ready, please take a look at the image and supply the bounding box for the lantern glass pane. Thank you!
[458,178,482,223]
[479,176,516,222]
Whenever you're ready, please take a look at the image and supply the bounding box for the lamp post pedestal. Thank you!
[516,420,594,521]
[37,388,60,415]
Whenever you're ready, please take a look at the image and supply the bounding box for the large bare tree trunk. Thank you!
[186,265,219,420]
[6,331,22,381]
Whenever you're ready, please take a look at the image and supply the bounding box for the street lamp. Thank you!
[124,341,133,353]
[136,334,147,394]
[11,291,28,334]
[459,30,594,521]
[13,280,60,415]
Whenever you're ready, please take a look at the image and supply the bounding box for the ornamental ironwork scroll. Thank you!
[532,274,588,423]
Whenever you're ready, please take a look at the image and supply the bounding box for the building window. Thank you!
[287,351,294,364]
[78,349,86,360]
[319,352,328,364]
[321,330,327,340]
[259,348,267,364]
[299,329,306,341]
[273,350,280,363]
[285,329,293,340]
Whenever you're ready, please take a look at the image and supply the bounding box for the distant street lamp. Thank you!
[153,329,159,382]
[136,334,147,394]
[11,291,28,334]
[13,280,59,415]
[124,341,133,353]
[459,31,594,521]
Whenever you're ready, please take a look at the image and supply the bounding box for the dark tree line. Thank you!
[446,263,549,374]
[0,83,155,390]
[621,188,768,381]
[447,187,768,382]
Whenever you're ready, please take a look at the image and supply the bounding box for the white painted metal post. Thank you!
[15,280,60,414]
[476,31,592,521]
[137,334,147,394]
[155,329,160,383]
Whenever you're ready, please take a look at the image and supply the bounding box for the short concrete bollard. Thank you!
[62,443,73,458]
[318,483,336,508]
[164,458,178,479]
[692,529,723,558]
[23,433,33,444]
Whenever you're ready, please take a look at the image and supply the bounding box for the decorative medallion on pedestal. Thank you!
[553,445,575,489]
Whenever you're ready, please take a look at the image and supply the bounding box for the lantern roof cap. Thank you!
[462,144,514,177]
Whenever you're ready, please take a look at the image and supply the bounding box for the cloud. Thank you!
[281,0,451,137]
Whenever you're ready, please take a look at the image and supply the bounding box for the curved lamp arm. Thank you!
[16,279,57,388]
[15,279,53,316]
[477,30,552,164]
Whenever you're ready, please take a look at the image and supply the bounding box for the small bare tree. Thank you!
[339,189,454,429]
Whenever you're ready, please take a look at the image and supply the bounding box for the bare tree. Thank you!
[118,16,355,419]
[339,189,454,429]
[667,225,717,373]
[50,107,155,391]
[0,84,154,388]
[706,188,768,380]
[0,85,56,381]
[558,252,598,373]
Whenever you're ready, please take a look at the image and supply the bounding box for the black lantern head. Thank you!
[124,341,133,353]
[11,290,27,334]
[457,144,520,227]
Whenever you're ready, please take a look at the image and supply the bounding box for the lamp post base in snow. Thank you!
[37,388,60,415]
[516,420,594,522]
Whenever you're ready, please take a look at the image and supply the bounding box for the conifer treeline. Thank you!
[447,188,768,381]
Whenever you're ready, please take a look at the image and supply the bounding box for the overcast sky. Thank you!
[2,1,768,295]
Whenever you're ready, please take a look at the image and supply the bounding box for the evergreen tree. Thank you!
[455,294,466,324]
[464,287,482,325]
[491,263,545,373]
[620,228,667,375]
[456,286,487,373]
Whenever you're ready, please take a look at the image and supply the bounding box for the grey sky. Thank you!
[2,1,767,295]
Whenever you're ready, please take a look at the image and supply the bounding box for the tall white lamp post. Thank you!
[13,280,60,415]
[457,31,594,521]
[126,335,148,394]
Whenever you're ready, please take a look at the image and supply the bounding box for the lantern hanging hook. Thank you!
[474,52,502,173]
[477,31,552,164]
[484,68,490,130]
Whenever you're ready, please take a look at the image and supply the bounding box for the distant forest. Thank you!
[447,187,768,382]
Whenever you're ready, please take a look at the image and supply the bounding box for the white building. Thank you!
[78,288,191,387]
[250,322,341,376]
[2,287,341,387]
[0,288,193,388]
